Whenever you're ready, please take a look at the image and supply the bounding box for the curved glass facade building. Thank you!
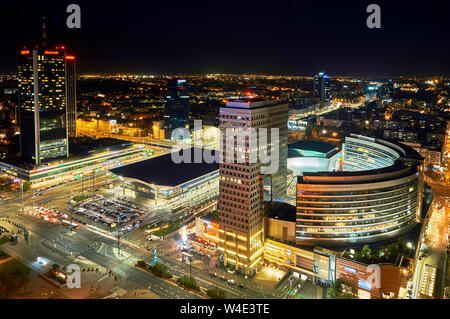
[296,134,424,246]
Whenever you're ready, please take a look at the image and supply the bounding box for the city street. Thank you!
[0,175,270,299]
[411,195,448,299]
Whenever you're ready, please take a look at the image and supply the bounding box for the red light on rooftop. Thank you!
[61,46,65,50]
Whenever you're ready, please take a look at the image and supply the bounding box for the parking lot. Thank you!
[69,197,150,233]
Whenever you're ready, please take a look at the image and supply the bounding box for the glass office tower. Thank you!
[314,72,331,102]
[164,78,190,140]
[18,46,69,164]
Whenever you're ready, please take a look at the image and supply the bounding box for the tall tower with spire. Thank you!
[18,17,75,164]
[41,16,47,47]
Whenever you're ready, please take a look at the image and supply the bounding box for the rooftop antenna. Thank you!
[41,16,47,47]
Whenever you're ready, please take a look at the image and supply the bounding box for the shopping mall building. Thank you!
[0,139,154,187]
[196,134,424,298]
[110,147,219,213]
[295,134,423,246]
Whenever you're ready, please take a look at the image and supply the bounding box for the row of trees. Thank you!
[136,261,173,279]
[136,261,229,298]
[344,238,409,264]
[152,221,180,237]
[177,275,200,291]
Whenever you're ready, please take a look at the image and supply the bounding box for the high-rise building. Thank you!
[218,99,288,275]
[164,78,190,140]
[314,72,331,102]
[443,121,450,163]
[65,55,77,138]
[18,18,72,164]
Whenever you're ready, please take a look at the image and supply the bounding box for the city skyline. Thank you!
[0,0,449,305]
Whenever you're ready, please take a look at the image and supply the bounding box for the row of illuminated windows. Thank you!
[296,204,417,227]
[297,190,417,209]
[296,219,416,239]
[298,179,417,197]
[296,200,417,221]
[297,181,417,202]
[297,198,417,216]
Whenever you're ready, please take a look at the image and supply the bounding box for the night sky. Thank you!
[0,0,449,76]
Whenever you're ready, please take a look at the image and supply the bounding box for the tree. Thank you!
[327,278,355,299]
[177,275,200,291]
[149,262,172,279]
[305,125,313,140]
[136,260,147,269]
[141,128,150,137]
[207,287,226,299]
[361,245,372,260]
[22,182,31,193]
[213,210,220,220]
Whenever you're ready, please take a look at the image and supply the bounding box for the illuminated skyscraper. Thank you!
[164,78,190,140]
[444,121,450,163]
[218,99,288,275]
[65,55,77,138]
[18,19,72,164]
[314,72,331,102]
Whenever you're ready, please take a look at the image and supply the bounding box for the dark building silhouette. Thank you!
[164,78,190,140]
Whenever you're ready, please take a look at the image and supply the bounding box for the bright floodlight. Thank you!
[181,225,187,242]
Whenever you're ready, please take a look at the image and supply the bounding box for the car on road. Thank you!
[228,279,235,285]
[219,276,226,281]
[210,272,217,277]
[237,283,246,289]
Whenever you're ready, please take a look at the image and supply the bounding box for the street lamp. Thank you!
[117,215,121,257]
[81,172,84,196]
